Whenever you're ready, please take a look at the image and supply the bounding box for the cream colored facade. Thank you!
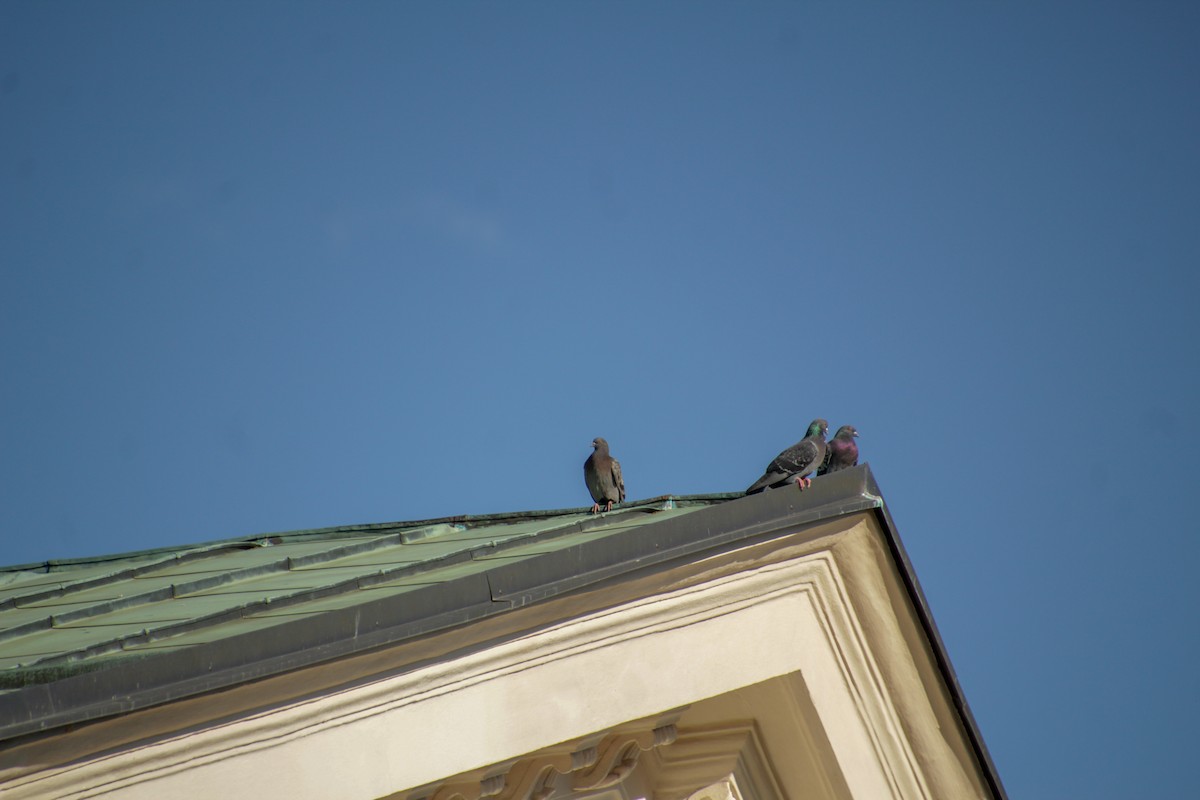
[0,508,1000,799]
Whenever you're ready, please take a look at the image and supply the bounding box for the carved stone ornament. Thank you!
[496,746,598,800]
[571,725,678,791]
[419,724,678,800]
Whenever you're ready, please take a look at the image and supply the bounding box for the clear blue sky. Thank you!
[2,2,1197,796]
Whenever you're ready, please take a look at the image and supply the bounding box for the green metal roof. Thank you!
[0,495,736,682]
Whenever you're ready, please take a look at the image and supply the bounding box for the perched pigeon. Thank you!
[746,419,829,494]
[818,425,860,476]
[584,437,625,513]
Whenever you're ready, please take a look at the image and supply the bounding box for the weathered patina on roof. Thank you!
[0,494,741,687]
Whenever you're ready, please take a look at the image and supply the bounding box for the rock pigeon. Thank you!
[746,419,829,494]
[584,437,625,513]
[818,425,860,476]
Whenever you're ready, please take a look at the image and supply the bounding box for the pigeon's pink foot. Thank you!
[604,501,614,512]
[590,503,601,514]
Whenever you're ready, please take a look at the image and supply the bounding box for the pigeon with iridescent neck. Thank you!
[746,419,829,494]
[817,425,860,476]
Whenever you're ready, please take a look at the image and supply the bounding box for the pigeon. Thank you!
[818,425,860,476]
[584,437,625,513]
[746,419,829,494]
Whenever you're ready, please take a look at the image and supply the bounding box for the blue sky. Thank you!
[2,2,1198,796]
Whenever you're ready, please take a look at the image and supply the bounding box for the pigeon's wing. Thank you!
[748,439,813,494]
[611,458,625,502]
[771,438,821,476]
[763,442,799,474]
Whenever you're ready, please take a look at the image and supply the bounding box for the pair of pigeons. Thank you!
[745,419,859,494]
[582,421,861,514]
